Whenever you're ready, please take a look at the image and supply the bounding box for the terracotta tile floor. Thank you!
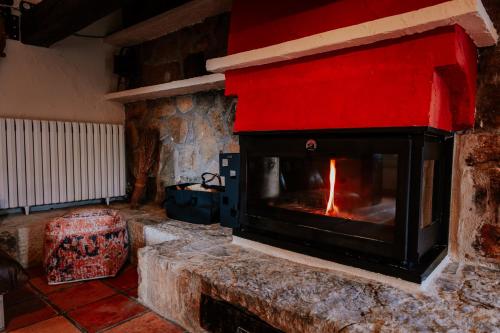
[3,264,186,333]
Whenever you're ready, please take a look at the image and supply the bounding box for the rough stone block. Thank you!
[151,98,177,118]
[160,116,188,144]
[476,0,500,131]
[0,203,166,269]
[475,224,500,260]
[0,209,64,268]
[176,95,194,114]
[450,132,500,268]
[138,221,500,333]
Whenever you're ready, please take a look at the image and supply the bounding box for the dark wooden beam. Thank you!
[21,0,121,47]
[106,0,232,47]
[121,0,189,28]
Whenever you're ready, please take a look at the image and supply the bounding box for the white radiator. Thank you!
[0,118,126,213]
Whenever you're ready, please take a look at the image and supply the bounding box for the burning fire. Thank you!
[326,159,340,216]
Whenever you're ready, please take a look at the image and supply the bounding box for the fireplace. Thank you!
[207,0,497,283]
[235,127,453,282]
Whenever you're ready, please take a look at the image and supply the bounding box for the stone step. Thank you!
[137,222,500,333]
[0,203,165,268]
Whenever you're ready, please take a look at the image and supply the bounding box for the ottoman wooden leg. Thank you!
[0,294,4,331]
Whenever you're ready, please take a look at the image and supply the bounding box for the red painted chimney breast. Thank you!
[228,0,449,54]
[225,1,477,133]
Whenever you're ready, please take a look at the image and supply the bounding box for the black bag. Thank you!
[164,173,223,224]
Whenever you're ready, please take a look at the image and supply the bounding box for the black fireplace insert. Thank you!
[234,127,453,282]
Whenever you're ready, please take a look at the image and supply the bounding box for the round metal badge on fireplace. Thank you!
[305,139,317,151]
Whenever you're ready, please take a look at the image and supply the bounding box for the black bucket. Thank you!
[164,174,223,224]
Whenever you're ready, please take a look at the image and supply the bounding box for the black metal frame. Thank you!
[219,153,241,228]
[234,127,453,282]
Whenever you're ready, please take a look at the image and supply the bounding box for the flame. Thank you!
[326,159,340,216]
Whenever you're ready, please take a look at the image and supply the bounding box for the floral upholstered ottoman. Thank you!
[44,208,129,284]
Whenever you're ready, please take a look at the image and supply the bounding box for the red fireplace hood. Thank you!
[219,0,492,133]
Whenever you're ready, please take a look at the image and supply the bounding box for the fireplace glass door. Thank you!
[239,133,414,261]
[247,154,400,244]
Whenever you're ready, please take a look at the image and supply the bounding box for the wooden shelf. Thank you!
[104,0,232,47]
[206,0,497,73]
[104,74,225,103]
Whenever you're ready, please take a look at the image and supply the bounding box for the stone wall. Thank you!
[126,91,238,195]
[128,14,229,88]
[449,0,499,268]
[124,14,235,202]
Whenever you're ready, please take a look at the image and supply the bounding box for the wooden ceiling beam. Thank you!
[105,0,232,47]
[21,0,121,47]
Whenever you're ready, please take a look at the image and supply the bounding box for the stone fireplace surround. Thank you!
[120,0,500,331]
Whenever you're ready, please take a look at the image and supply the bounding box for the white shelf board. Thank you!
[105,0,232,47]
[104,74,226,103]
[206,0,497,73]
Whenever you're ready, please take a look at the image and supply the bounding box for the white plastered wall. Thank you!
[0,21,124,124]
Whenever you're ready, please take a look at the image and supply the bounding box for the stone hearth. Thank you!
[0,203,166,268]
[138,221,499,333]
